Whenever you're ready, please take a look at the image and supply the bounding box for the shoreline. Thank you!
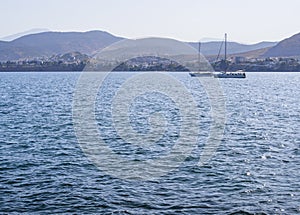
[1,70,300,73]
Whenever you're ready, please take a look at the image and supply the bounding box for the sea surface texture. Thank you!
[1,72,299,214]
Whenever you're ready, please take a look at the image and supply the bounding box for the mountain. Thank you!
[263,32,300,57]
[0,31,123,61]
[229,47,272,59]
[0,30,280,61]
[0,40,43,61]
[188,41,277,56]
[0,28,49,41]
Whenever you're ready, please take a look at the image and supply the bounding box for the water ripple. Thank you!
[0,72,299,214]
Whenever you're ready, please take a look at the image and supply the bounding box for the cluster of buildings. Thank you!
[211,56,300,72]
[0,52,88,71]
[229,56,300,71]
[1,52,300,72]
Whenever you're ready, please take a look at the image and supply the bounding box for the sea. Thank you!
[0,72,299,214]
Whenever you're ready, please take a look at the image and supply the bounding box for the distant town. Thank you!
[0,52,88,72]
[213,56,300,72]
[1,51,300,72]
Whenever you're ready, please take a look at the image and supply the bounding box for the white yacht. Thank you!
[214,70,246,78]
[214,33,246,79]
[189,42,213,77]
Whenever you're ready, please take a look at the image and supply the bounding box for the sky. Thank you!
[1,0,300,44]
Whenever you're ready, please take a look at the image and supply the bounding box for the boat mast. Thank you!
[224,33,227,72]
[198,41,201,71]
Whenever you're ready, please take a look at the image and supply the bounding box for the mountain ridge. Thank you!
[188,41,276,56]
[0,30,123,61]
[263,32,300,57]
[0,28,49,41]
[3,30,300,61]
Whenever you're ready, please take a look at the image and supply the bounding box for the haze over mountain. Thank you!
[0,28,50,41]
[199,37,222,42]
[3,29,300,62]
[188,41,277,56]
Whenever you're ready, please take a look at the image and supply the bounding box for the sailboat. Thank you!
[189,42,213,77]
[213,33,246,78]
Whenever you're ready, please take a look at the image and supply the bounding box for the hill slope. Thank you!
[0,31,123,61]
[263,32,300,57]
[188,41,277,56]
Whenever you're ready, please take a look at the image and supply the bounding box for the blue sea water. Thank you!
[0,72,299,214]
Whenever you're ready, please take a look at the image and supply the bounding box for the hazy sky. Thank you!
[1,0,300,44]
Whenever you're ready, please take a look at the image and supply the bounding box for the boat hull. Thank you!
[189,72,213,77]
[213,71,246,78]
[190,71,246,78]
